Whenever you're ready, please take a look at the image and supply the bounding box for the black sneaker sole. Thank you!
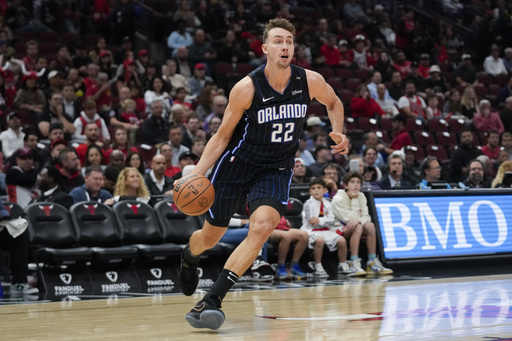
[179,263,199,296]
[185,310,225,330]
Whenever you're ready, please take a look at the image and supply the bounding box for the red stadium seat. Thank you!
[488,84,501,96]
[357,117,380,131]
[344,78,362,91]
[354,69,371,81]
[426,144,449,161]
[375,130,390,144]
[344,117,357,131]
[338,89,355,104]
[336,68,354,80]
[215,62,235,75]
[406,117,424,132]
[435,132,458,147]
[306,100,327,118]
[477,73,493,86]
[494,73,509,87]
[380,117,393,131]
[326,77,344,92]
[413,130,435,147]
[448,118,468,133]
[428,118,450,132]
[316,67,335,79]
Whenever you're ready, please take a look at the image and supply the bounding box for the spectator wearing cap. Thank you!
[347,34,374,71]
[49,45,72,75]
[398,81,427,119]
[137,49,149,70]
[6,147,38,208]
[484,45,508,77]
[403,145,422,184]
[291,158,310,184]
[172,152,198,180]
[188,29,216,71]
[167,20,193,58]
[43,70,63,100]
[32,165,74,209]
[72,99,111,145]
[13,72,46,119]
[44,138,68,168]
[418,53,431,78]
[143,154,174,197]
[454,54,478,87]
[424,65,447,99]
[473,99,505,134]
[309,144,333,177]
[336,40,351,68]
[188,62,213,98]
[98,50,117,80]
[382,114,412,156]
[38,91,76,139]
[0,112,24,158]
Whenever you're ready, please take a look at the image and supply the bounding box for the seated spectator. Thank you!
[0,201,38,295]
[350,84,385,118]
[13,72,45,119]
[167,123,190,166]
[103,166,120,195]
[105,126,138,164]
[362,166,381,191]
[309,144,334,177]
[72,99,111,145]
[107,167,150,204]
[377,153,413,189]
[126,151,147,174]
[85,72,112,114]
[363,147,382,181]
[497,77,512,107]
[44,71,63,101]
[375,84,398,118]
[443,89,463,117]
[269,215,308,280]
[143,154,174,196]
[81,145,106,176]
[481,130,501,163]
[291,158,310,184]
[483,45,507,77]
[418,53,431,78]
[74,122,104,166]
[500,96,512,132]
[38,90,76,139]
[141,99,170,147]
[159,143,181,178]
[321,162,344,199]
[360,132,385,167]
[380,114,412,156]
[6,147,38,208]
[203,95,228,132]
[320,34,343,67]
[473,99,505,134]
[425,95,442,119]
[451,128,483,182]
[417,156,451,189]
[460,85,480,120]
[404,62,426,95]
[347,34,374,71]
[374,51,395,82]
[459,159,492,188]
[162,59,190,96]
[0,112,25,159]
[190,137,205,159]
[69,165,113,203]
[116,99,143,144]
[49,45,72,75]
[44,138,68,168]
[388,71,404,101]
[500,132,512,158]
[144,76,172,114]
[300,178,348,278]
[424,65,447,99]
[477,154,495,179]
[454,54,478,87]
[403,145,422,184]
[32,165,74,209]
[397,82,426,119]
[56,147,85,193]
[67,67,86,98]
[393,50,411,78]
[188,63,213,98]
[491,160,512,188]
[332,171,393,275]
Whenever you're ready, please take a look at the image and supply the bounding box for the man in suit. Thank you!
[33,165,74,209]
[377,153,413,189]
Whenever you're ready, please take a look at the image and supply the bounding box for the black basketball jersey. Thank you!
[228,64,311,169]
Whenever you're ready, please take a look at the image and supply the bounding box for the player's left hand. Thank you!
[329,132,349,155]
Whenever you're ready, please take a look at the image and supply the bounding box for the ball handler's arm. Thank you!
[191,77,254,176]
[306,69,349,155]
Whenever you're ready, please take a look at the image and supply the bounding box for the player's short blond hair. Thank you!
[263,18,296,43]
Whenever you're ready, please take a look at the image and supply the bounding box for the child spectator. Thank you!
[269,216,308,280]
[300,178,349,278]
[425,95,442,119]
[119,99,143,143]
[332,171,393,276]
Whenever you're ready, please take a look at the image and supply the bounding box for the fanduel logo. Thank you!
[375,195,512,259]
[150,268,162,279]
[106,271,118,282]
[60,273,72,285]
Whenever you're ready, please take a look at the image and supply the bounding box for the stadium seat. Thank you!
[494,73,508,87]
[413,130,436,147]
[357,117,380,131]
[435,131,458,147]
[69,202,138,264]
[15,109,35,128]
[426,144,449,161]
[336,68,354,80]
[344,117,357,131]
[375,130,390,144]
[380,117,393,131]
[476,73,492,87]
[406,117,424,132]
[448,118,468,133]
[306,100,327,117]
[478,132,488,145]
[236,63,255,76]
[488,84,501,96]
[326,77,344,92]
[428,118,450,132]
[474,84,488,98]
[354,69,371,81]
[25,202,92,265]
[153,200,225,256]
[283,197,304,229]
[215,62,235,75]
[112,200,182,261]
[338,89,355,104]
[316,67,335,79]
[408,144,425,161]
[136,144,157,166]
[344,78,362,91]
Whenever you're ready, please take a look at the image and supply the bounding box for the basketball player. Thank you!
[179,18,348,330]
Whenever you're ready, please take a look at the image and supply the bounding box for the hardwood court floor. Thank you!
[2,274,512,341]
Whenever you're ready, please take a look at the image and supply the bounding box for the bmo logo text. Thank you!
[374,194,512,260]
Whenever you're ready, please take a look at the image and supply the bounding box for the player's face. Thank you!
[263,28,294,69]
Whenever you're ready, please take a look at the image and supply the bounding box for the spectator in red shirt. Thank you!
[85,72,112,113]
[351,84,385,118]
[393,50,411,78]
[481,130,501,163]
[473,99,505,134]
[418,53,431,78]
[380,114,412,156]
[320,34,342,67]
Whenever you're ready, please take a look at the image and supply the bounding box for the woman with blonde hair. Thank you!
[113,167,150,203]
[460,85,480,120]
[492,160,512,188]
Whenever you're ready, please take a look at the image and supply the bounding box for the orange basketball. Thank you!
[173,174,215,216]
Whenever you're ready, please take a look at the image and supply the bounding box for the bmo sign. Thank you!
[369,190,512,260]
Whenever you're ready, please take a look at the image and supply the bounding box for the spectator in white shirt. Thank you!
[0,112,25,158]
[484,45,508,76]
[375,84,398,118]
[397,81,427,119]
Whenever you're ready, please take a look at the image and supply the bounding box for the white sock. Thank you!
[315,263,323,270]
